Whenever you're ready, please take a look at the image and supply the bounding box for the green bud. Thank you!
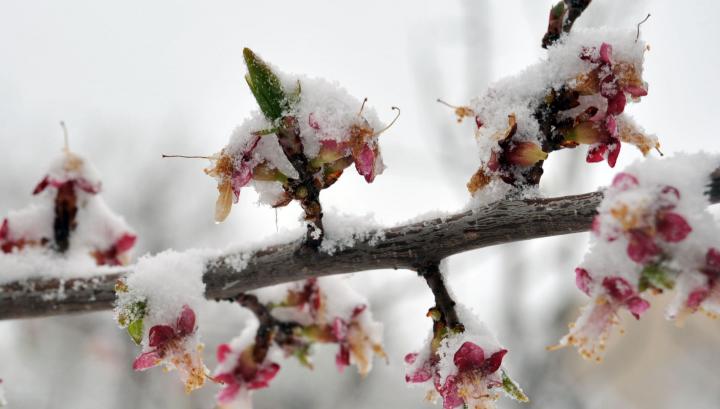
[127,318,144,345]
[243,48,289,121]
[639,264,675,292]
[502,370,529,402]
[551,1,566,18]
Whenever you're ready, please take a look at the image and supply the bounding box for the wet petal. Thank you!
[247,362,280,390]
[148,325,176,348]
[625,296,650,319]
[627,230,660,263]
[575,267,593,296]
[599,43,613,64]
[611,172,639,191]
[602,276,635,302]
[453,342,485,372]
[133,350,162,371]
[217,343,232,363]
[607,141,620,168]
[354,144,376,183]
[115,233,137,253]
[481,349,507,375]
[177,305,196,337]
[656,211,692,242]
[606,92,626,116]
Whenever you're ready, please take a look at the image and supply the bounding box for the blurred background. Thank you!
[1,0,720,408]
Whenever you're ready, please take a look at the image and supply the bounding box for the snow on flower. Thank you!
[553,153,720,360]
[115,250,209,393]
[456,28,658,197]
[202,48,397,222]
[213,324,281,409]
[210,276,385,408]
[405,304,527,409]
[253,276,386,376]
[0,145,136,266]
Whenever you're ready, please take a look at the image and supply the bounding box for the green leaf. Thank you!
[127,318,144,345]
[243,48,288,121]
[502,370,529,403]
[639,264,675,292]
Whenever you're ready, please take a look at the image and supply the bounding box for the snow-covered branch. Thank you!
[2,170,718,321]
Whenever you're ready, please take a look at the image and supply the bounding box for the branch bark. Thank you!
[2,171,719,321]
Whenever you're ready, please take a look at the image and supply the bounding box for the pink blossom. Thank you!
[214,343,280,405]
[132,305,207,393]
[406,341,512,409]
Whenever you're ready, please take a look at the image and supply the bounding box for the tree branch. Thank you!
[2,170,719,320]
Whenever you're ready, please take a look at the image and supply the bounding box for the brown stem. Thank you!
[53,182,78,253]
[542,0,592,49]
[236,293,302,363]
[418,262,464,332]
[236,293,274,362]
[275,117,324,249]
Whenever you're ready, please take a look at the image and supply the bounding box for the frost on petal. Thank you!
[555,296,618,362]
[575,268,593,296]
[656,212,692,242]
[565,153,720,357]
[133,350,162,371]
[201,53,392,219]
[354,144,378,183]
[611,172,638,190]
[405,304,522,409]
[627,230,660,263]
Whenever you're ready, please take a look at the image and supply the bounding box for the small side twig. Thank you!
[236,293,301,362]
[417,262,464,332]
[542,0,593,49]
[275,117,325,249]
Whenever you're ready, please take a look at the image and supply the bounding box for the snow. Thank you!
[559,153,720,359]
[467,27,648,199]
[0,150,135,283]
[118,250,207,336]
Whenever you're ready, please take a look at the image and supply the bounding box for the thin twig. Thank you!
[636,13,651,42]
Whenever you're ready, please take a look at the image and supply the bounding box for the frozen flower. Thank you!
[405,307,527,409]
[133,305,208,393]
[554,274,650,361]
[263,277,387,376]
[1,147,136,264]
[196,48,395,223]
[214,341,280,408]
[597,173,692,263]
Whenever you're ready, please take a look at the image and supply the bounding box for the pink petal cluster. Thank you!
[570,43,649,167]
[1,152,136,265]
[213,342,280,407]
[556,158,720,359]
[558,271,650,360]
[679,248,720,316]
[309,115,384,183]
[406,340,510,409]
[593,172,692,263]
[266,278,386,376]
[133,305,208,393]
